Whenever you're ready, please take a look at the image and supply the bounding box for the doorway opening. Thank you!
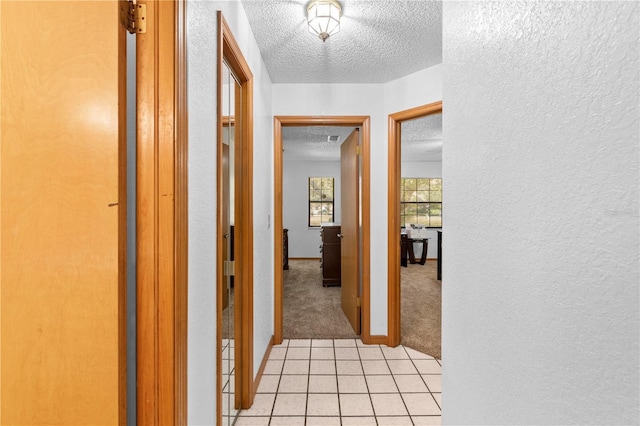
[216,12,255,426]
[387,101,443,351]
[274,116,372,344]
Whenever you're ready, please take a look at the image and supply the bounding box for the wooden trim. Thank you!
[253,337,275,396]
[217,12,255,423]
[274,116,371,344]
[387,101,442,347]
[118,9,128,423]
[174,0,188,423]
[136,0,188,423]
[368,335,389,345]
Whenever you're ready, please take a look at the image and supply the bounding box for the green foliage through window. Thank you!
[401,178,442,227]
[309,177,334,227]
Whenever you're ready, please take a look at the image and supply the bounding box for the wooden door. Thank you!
[340,129,361,334]
[1,1,125,424]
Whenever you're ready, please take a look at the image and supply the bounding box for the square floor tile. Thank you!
[272,393,306,416]
[381,345,410,360]
[235,416,270,426]
[308,375,337,393]
[412,416,442,425]
[413,359,441,374]
[358,346,384,360]
[334,339,357,347]
[335,347,360,359]
[336,360,364,375]
[402,393,441,415]
[387,360,418,375]
[311,347,335,360]
[306,416,341,426]
[288,339,311,347]
[356,340,378,347]
[365,374,398,393]
[361,360,391,375]
[393,374,429,393]
[341,417,377,426]
[309,360,336,375]
[306,393,340,416]
[311,339,334,347]
[432,393,441,408]
[269,347,287,360]
[405,347,434,360]
[273,339,289,349]
[339,393,374,416]
[337,374,368,393]
[422,374,441,392]
[256,375,280,393]
[286,347,310,360]
[269,416,305,425]
[263,359,284,375]
[371,393,408,416]
[238,393,275,416]
[277,375,308,393]
[377,416,413,425]
[282,359,309,375]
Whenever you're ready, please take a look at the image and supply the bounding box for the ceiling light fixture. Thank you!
[307,0,342,42]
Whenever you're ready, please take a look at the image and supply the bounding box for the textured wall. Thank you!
[442,2,639,424]
[187,1,274,423]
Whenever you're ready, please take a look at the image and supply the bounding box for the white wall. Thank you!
[274,68,443,336]
[442,2,639,424]
[401,161,442,259]
[283,160,341,258]
[187,1,273,423]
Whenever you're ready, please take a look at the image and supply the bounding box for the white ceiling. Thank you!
[240,0,442,84]
[245,1,443,162]
[283,113,442,162]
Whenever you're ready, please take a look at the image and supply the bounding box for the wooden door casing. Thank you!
[340,129,361,335]
[0,1,126,423]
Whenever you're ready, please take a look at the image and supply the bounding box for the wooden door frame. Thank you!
[273,116,372,344]
[136,0,188,424]
[387,101,442,347]
[216,12,255,425]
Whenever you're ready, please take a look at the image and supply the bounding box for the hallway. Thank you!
[236,339,442,425]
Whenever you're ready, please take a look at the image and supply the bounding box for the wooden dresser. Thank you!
[320,224,341,287]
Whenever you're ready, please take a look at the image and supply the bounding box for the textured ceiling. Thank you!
[240,0,442,83]
[283,112,441,162]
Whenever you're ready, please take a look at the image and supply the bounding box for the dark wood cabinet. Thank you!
[283,228,289,270]
[320,224,341,286]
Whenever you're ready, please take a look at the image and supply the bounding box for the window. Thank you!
[309,177,334,227]
[401,178,442,227]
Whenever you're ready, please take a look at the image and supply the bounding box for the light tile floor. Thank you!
[237,339,441,425]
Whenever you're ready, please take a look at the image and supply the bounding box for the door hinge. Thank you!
[121,0,147,34]
[224,260,236,277]
[356,145,360,155]
[356,297,361,308]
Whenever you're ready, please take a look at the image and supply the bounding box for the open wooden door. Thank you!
[340,129,361,334]
[1,1,126,424]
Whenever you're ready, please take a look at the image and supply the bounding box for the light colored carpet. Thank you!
[283,259,359,339]
[400,261,441,359]
[282,259,442,359]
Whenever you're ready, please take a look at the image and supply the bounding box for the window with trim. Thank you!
[309,177,334,227]
[401,178,442,227]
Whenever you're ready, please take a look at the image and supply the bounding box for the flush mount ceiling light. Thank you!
[307,0,342,42]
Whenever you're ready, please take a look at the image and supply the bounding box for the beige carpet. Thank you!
[283,259,442,359]
[283,259,359,339]
[401,261,441,359]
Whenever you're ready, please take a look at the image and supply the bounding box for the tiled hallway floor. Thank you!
[237,339,441,425]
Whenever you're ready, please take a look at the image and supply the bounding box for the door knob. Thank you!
[337,233,344,238]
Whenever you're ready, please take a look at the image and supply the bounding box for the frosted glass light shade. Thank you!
[307,0,341,42]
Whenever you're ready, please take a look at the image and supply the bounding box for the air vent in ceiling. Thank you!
[327,135,340,142]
